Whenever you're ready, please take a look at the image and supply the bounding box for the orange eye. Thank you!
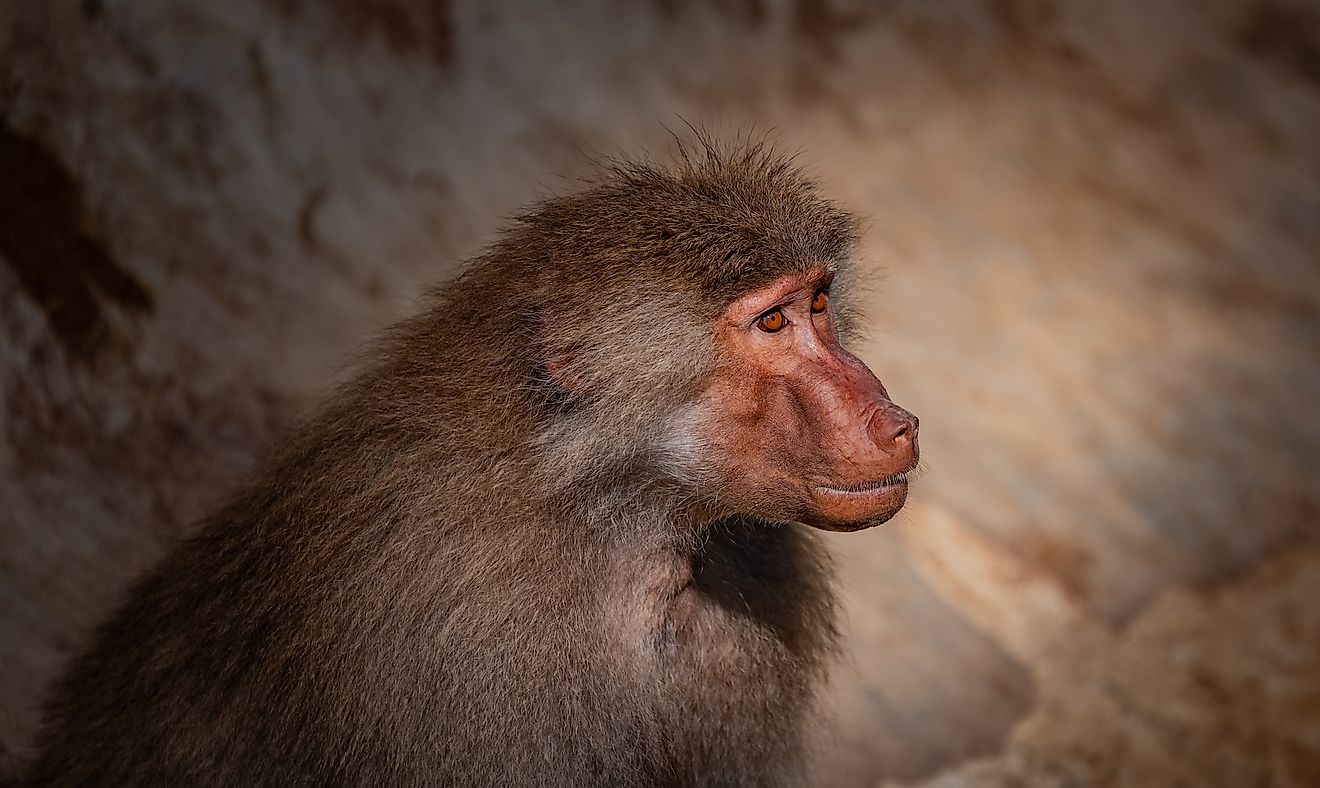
[811,290,829,313]
[757,309,787,333]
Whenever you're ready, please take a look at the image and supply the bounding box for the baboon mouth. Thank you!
[814,470,910,496]
[804,467,914,531]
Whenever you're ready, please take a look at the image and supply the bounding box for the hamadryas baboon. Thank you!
[26,139,919,787]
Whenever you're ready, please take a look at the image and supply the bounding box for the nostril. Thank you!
[894,418,916,445]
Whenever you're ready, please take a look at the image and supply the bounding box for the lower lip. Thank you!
[808,475,910,531]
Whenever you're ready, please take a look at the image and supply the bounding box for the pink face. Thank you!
[694,265,919,531]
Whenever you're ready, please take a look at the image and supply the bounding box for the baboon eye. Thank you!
[811,290,829,314]
[757,309,787,333]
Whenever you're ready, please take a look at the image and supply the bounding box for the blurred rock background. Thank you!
[1,0,1317,784]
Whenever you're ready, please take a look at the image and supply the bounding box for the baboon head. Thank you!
[514,139,918,531]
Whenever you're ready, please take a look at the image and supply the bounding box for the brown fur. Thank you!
[25,139,860,786]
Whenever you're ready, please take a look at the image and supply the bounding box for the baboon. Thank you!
[25,140,919,787]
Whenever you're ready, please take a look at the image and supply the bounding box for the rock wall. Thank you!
[2,1,1317,784]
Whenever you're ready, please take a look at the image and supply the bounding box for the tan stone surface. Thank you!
[1,0,1317,783]
[888,530,1320,788]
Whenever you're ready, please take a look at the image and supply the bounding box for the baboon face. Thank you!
[693,263,919,532]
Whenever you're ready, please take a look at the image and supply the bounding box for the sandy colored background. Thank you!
[2,1,1318,784]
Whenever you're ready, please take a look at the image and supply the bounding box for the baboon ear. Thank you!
[543,346,588,393]
[537,311,591,394]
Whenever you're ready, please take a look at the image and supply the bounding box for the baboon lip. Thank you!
[813,470,909,496]
[804,466,914,531]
